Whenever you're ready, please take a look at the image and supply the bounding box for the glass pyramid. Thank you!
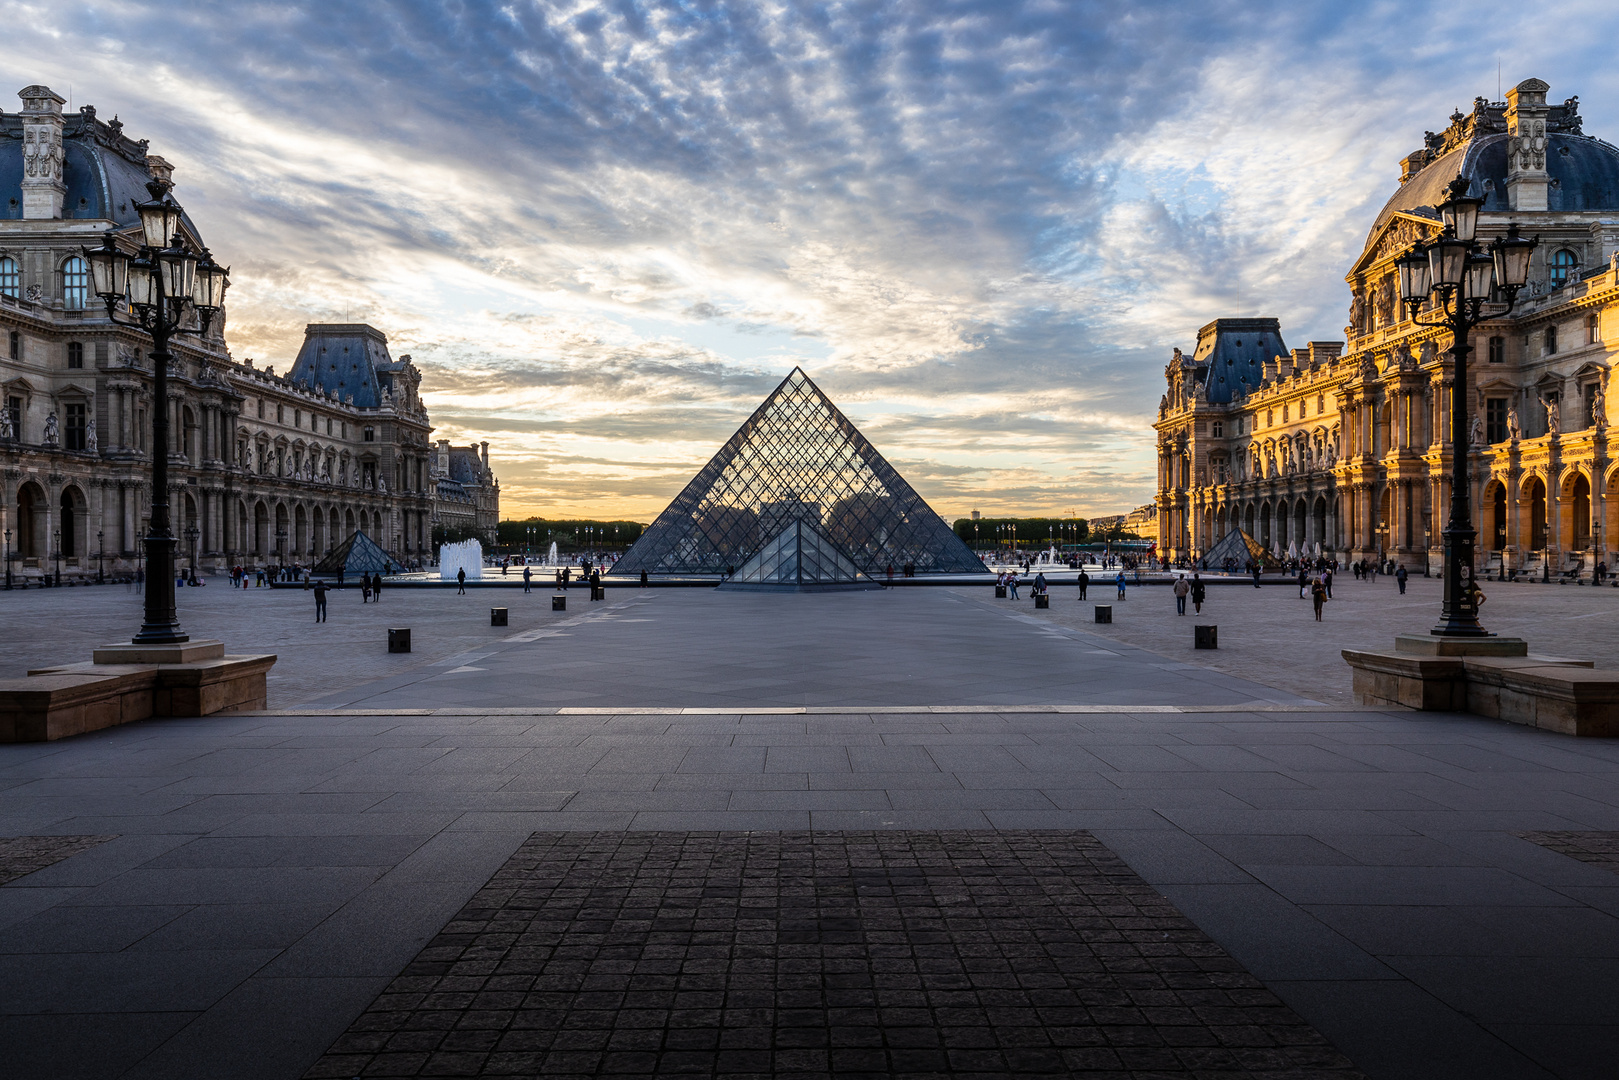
[311,530,398,577]
[720,518,877,591]
[614,367,987,579]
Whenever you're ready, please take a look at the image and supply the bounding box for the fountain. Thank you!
[547,540,559,566]
[439,539,484,581]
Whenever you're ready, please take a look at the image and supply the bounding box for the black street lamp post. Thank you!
[3,528,11,590]
[1395,177,1536,637]
[185,524,200,581]
[83,180,229,643]
[52,528,62,586]
[96,529,105,584]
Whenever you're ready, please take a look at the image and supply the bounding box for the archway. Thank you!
[60,485,86,559]
[1485,481,1507,551]
[1243,503,1255,537]
[345,507,356,535]
[1313,497,1328,548]
[1293,500,1307,551]
[1377,487,1392,553]
[312,507,325,556]
[295,504,308,556]
[275,503,290,562]
[1523,476,1547,551]
[254,501,269,556]
[1565,472,1592,550]
[17,481,47,559]
[1258,501,1271,549]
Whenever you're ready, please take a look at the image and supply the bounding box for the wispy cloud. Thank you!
[8,0,1618,518]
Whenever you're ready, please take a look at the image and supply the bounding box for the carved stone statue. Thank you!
[1470,413,1483,447]
[1542,395,1560,435]
[1507,406,1521,440]
[0,408,12,441]
[85,419,97,453]
[43,411,58,447]
[1594,383,1608,430]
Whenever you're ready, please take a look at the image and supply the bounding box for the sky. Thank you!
[8,0,1619,521]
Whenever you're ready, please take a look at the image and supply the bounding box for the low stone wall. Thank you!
[0,655,275,742]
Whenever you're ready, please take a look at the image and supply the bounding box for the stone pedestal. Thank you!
[1343,634,1619,736]
[0,646,275,742]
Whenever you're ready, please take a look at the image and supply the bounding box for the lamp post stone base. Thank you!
[93,640,225,665]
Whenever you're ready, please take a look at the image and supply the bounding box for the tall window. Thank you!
[64,403,85,451]
[1550,249,1577,286]
[1486,398,1508,444]
[8,330,17,359]
[257,398,265,419]
[1546,325,1558,355]
[66,342,83,369]
[1588,314,1601,345]
[1282,403,1289,422]
[363,426,374,442]
[1212,421,1224,438]
[5,396,19,440]
[1488,336,1505,363]
[0,256,17,298]
[61,256,88,309]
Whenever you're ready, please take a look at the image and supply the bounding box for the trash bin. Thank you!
[1195,624,1218,649]
[388,628,411,653]
[552,596,566,612]
[1034,594,1049,609]
[995,585,1007,598]
[491,607,508,626]
[1094,605,1112,624]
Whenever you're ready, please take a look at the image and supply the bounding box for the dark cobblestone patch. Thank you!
[0,834,116,885]
[305,830,1363,1078]
[1520,830,1619,874]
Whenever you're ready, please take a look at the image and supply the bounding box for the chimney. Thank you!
[436,439,450,476]
[18,85,66,220]
[1308,342,1344,365]
[1506,78,1551,211]
[145,154,174,183]
[480,441,489,471]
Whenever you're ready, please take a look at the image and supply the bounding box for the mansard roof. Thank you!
[288,324,396,408]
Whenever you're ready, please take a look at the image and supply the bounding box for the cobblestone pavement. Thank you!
[1520,832,1619,876]
[0,835,115,885]
[1003,574,1619,706]
[305,831,1362,1079]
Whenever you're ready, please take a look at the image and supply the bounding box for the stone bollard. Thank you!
[591,586,604,601]
[1034,594,1049,609]
[388,628,411,653]
[995,585,1007,598]
[1195,624,1218,649]
[491,608,508,627]
[1094,605,1112,624]
[552,596,566,612]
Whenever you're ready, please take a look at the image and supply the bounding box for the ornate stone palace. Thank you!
[1155,78,1619,577]
[0,84,498,581]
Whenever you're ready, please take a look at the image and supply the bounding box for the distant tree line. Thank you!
[495,517,647,551]
[952,517,1090,548]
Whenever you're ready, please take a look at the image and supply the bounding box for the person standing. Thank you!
[1115,570,1126,600]
[1034,570,1047,597]
[1311,575,1328,621]
[314,580,328,623]
[1395,564,1408,595]
[1173,573,1189,615]
[1077,568,1089,600]
[640,569,649,588]
[1008,573,1021,600]
[372,572,381,602]
[1322,566,1333,599]
[1190,573,1206,615]
[523,565,532,594]
[1251,562,1261,588]
[362,572,372,603]
[456,567,467,595]
[1297,566,1309,599]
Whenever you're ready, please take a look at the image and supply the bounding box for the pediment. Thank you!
[1352,213,1440,276]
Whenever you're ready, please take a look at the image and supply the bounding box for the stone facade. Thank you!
[0,84,496,581]
[432,439,500,544]
[1155,78,1619,578]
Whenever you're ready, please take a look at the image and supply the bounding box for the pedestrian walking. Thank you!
[523,566,532,593]
[1191,574,1205,615]
[1297,566,1309,599]
[362,572,372,603]
[1115,571,1126,600]
[1251,563,1261,588]
[1077,568,1089,600]
[1008,573,1021,600]
[1173,573,1189,615]
[1395,564,1408,594]
[1323,567,1333,599]
[372,573,381,602]
[456,567,467,595]
[1033,571,1047,597]
[314,580,328,622]
[640,569,649,588]
[1311,576,1328,621]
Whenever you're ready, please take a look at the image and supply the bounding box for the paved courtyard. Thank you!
[2,583,1619,1078]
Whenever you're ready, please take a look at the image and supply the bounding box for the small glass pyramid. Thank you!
[720,518,878,591]
[614,367,987,579]
[310,530,397,577]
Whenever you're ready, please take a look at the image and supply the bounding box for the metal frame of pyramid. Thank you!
[310,530,397,577]
[612,367,987,579]
[1199,527,1279,572]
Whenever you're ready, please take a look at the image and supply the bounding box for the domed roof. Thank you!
[0,102,202,242]
[1370,131,1619,239]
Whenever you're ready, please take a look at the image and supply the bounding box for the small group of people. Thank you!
[1170,573,1207,615]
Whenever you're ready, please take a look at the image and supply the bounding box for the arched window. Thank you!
[0,257,18,298]
[1550,249,1577,286]
[61,256,88,309]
